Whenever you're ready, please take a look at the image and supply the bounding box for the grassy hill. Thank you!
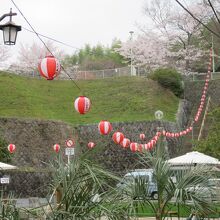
[0,71,179,125]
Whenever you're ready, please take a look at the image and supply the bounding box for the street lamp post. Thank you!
[154,110,169,158]
[129,31,134,76]
[0,8,21,45]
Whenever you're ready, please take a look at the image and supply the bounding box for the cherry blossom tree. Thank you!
[0,44,11,66]
[117,32,170,71]
[15,41,65,71]
[118,0,215,72]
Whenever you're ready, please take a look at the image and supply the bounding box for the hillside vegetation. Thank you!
[0,72,179,124]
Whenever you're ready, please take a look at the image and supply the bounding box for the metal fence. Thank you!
[59,66,132,80]
[7,65,220,82]
[5,65,148,80]
[184,72,220,81]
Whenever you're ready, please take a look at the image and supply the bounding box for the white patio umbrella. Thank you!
[0,162,17,170]
[168,151,220,165]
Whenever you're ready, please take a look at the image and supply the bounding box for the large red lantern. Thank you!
[130,143,139,152]
[98,120,112,135]
[112,132,124,144]
[88,142,95,149]
[139,133,145,140]
[53,144,60,153]
[74,96,91,114]
[120,138,130,148]
[38,55,61,80]
[7,144,16,153]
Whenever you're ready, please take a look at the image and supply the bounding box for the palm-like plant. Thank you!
[0,191,20,220]
[36,153,130,220]
[123,145,215,220]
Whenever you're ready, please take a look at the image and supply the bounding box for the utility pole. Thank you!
[129,31,134,76]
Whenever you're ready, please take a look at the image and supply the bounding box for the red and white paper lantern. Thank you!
[7,144,16,154]
[186,128,190,133]
[138,144,143,152]
[150,139,156,146]
[170,133,175,138]
[166,132,171,137]
[130,143,139,152]
[74,96,91,114]
[162,130,166,136]
[144,143,150,150]
[112,132,124,144]
[98,120,112,135]
[146,141,154,150]
[53,144,60,153]
[88,142,95,149]
[153,135,159,141]
[38,55,61,80]
[139,133,145,140]
[182,130,187,135]
[156,131,161,137]
[120,138,130,148]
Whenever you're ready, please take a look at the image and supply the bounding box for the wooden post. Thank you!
[55,186,62,207]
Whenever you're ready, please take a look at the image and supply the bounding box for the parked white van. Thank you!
[117,169,158,200]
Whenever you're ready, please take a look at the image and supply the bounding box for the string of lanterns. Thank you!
[6,48,212,155]
[86,48,213,153]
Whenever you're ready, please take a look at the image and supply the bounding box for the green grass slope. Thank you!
[0,72,179,125]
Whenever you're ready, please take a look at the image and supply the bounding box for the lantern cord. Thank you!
[10,0,82,92]
[174,0,220,39]
[60,67,82,91]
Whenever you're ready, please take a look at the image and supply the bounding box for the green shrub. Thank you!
[149,68,183,97]
[0,136,11,163]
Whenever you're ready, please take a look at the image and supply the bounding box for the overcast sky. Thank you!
[1,0,149,65]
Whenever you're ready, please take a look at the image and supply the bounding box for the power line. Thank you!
[207,0,220,25]
[22,27,80,51]
[174,0,220,39]
[10,0,82,91]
